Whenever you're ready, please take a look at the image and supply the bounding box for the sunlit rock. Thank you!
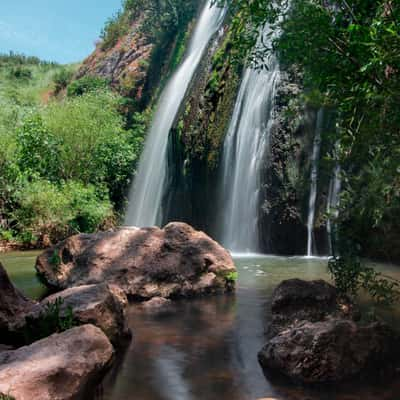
[36,222,236,300]
[0,325,113,400]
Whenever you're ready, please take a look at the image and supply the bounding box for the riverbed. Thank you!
[1,252,400,399]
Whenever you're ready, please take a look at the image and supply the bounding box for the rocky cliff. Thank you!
[77,0,199,110]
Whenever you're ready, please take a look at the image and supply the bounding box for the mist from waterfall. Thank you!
[124,1,226,227]
[327,163,342,255]
[219,27,280,253]
[306,110,323,257]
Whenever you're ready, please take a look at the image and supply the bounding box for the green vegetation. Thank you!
[24,298,77,344]
[0,53,146,246]
[329,256,400,305]
[0,394,15,400]
[100,0,197,51]
[225,271,239,282]
[67,75,109,97]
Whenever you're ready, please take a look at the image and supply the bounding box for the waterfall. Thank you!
[124,1,226,227]
[219,28,280,253]
[306,110,323,257]
[327,163,341,255]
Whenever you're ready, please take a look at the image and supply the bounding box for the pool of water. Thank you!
[98,256,400,400]
[0,250,46,299]
[2,251,400,399]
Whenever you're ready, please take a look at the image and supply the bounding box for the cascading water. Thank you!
[306,110,323,257]
[125,1,226,227]
[219,28,280,253]
[327,163,341,255]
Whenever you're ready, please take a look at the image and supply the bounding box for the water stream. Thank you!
[306,110,323,257]
[219,29,280,253]
[124,1,226,227]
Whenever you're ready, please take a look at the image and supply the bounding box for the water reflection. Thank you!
[100,256,400,400]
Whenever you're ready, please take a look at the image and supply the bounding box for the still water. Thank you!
[0,250,46,299]
[1,252,399,399]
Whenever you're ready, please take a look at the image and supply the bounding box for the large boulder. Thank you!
[259,279,400,384]
[259,318,400,383]
[28,284,131,347]
[36,222,236,299]
[0,325,113,400]
[268,279,357,337]
[0,263,35,344]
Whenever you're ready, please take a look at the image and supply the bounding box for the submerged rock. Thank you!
[259,318,400,383]
[36,222,236,299]
[259,279,399,384]
[30,284,131,346]
[0,263,35,344]
[0,325,113,400]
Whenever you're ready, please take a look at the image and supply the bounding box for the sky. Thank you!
[0,0,122,64]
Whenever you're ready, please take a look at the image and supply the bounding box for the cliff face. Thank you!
[162,25,243,233]
[77,1,199,110]
[77,16,153,107]
[259,69,334,255]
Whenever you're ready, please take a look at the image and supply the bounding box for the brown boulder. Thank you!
[0,325,113,400]
[268,279,357,337]
[0,263,35,344]
[31,284,131,346]
[258,318,400,383]
[35,222,236,299]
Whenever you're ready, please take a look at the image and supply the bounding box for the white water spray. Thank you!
[306,110,323,257]
[327,163,341,255]
[219,28,280,253]
[125,2,226,227]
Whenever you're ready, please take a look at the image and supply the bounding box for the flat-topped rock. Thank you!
[0,325,113,400]
[36,222,236,299]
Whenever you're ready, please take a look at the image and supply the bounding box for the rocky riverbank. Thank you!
[0,222,236,399]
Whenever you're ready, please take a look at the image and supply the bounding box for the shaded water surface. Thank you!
[0,250,45,299]
[99,256,400,400]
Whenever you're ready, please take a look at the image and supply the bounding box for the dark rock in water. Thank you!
[0,262,35,343]
[268,279,357,337]
[259,318,400,383]
[28,283,131,346]
[36,222,236,299]
[0,325,113,400]
[259,279,398,384]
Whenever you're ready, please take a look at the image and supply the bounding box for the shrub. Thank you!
[9,66,32,80]
[53,68,74,94]
[23,298,77,344]
[12,179,113,244]
[67,76,109,97]
[17,113,61,181]
[328,256,400,305]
